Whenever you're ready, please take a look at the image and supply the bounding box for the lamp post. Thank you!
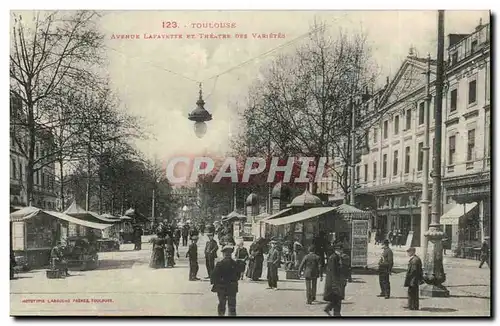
[188,83,212,138]
[420,53,432,257]
[421,10,449,297]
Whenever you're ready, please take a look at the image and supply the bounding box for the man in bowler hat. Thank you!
[403,247,423,310]
[378,239,393,299]
[205,232,219,278]
[266,238,281,290]
[211,244,239,316]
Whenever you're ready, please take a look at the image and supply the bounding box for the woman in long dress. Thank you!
[246,240,257,279]
[251,238,265,281]
[149,233,165,269]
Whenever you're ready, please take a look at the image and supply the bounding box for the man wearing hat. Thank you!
[266,238,282,290]
[377,239,394,299]
[186,236,200,281]
[404,247,423,310]
[205,232,219,278]
[479,237,490,269]
[298,245,323,304]
[210,244,240,316]
[323,241,347,316]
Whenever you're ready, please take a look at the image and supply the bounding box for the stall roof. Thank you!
[64,201,117,224]
[10,207,111,230]
[265,207,335,226]
[47,211,111,230]
[260,208,292,222]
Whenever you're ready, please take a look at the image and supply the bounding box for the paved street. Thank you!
[10,236,491,316]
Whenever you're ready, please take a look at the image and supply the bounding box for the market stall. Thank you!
[265,200,371,268]
[10,207,111,269]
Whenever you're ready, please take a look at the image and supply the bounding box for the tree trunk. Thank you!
[26,103,36,206]
[59,156,65,211]
[86,132,92,211]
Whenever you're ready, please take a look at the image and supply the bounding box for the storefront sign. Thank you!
[351,220,369,267]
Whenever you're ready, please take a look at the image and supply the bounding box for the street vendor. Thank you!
[293,241,306,270]
[50,241,69,276]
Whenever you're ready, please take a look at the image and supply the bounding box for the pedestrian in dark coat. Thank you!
[403,247,423,310]
[479,237,490,269]
[323,241,347,317]
[205,233,219,278]
[211,244,240,316]
[133,227,143,250]
[250,238,264,281]
[266,239,281,290]
[298,245,323,304]
[246,240,256,279]
[181,225,189,246]
[378,239,394,299]
[186,238,200,281]
[234,240,249,280]
[165,235,176,268]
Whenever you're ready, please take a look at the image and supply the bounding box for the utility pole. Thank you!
[420,53,432,256]
[421,10,449,297]
[350,98,356,206]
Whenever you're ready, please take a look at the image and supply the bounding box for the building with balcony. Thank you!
[317,20,490,250]
[10,94,58,210]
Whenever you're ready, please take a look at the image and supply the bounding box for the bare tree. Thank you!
[233,21,421,198]
[10,10,104,205]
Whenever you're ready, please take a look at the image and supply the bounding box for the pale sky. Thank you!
[96,10,489,163]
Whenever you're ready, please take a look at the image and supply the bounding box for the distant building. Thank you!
[10,94,58,210]
[316,21,490,250]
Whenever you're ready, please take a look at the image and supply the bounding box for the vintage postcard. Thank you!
[9,10,491,317]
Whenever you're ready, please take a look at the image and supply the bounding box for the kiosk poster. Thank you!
[351,220,369,267]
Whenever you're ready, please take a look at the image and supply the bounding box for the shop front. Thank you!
[443,171,490,259]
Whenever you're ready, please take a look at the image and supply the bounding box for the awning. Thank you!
[440,203,478,225]
[260,208,292,222]
[265,207,336,226]
[47,211,111,230]
[64,201,117,224]
[10,207,111,230]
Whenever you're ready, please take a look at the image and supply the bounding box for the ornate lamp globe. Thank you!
[188,84,212,138]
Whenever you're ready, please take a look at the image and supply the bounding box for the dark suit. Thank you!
[205,239,219,277]
[186,243,198,280]
[378,246,394,298]
[211,257,239,316]
[404,255,423,310]
[298,252,322,303]
[267,247,281,288]
[323,252,346,316]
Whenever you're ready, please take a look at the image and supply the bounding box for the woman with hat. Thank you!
[149,228,166,269]
[234,240,249,280]
[250,237,265,281]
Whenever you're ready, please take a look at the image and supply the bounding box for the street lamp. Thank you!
[188,83,212,138]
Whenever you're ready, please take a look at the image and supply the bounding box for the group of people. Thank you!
[149,223,181,269]
[377,239,424,311]
[374,229,406,247]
